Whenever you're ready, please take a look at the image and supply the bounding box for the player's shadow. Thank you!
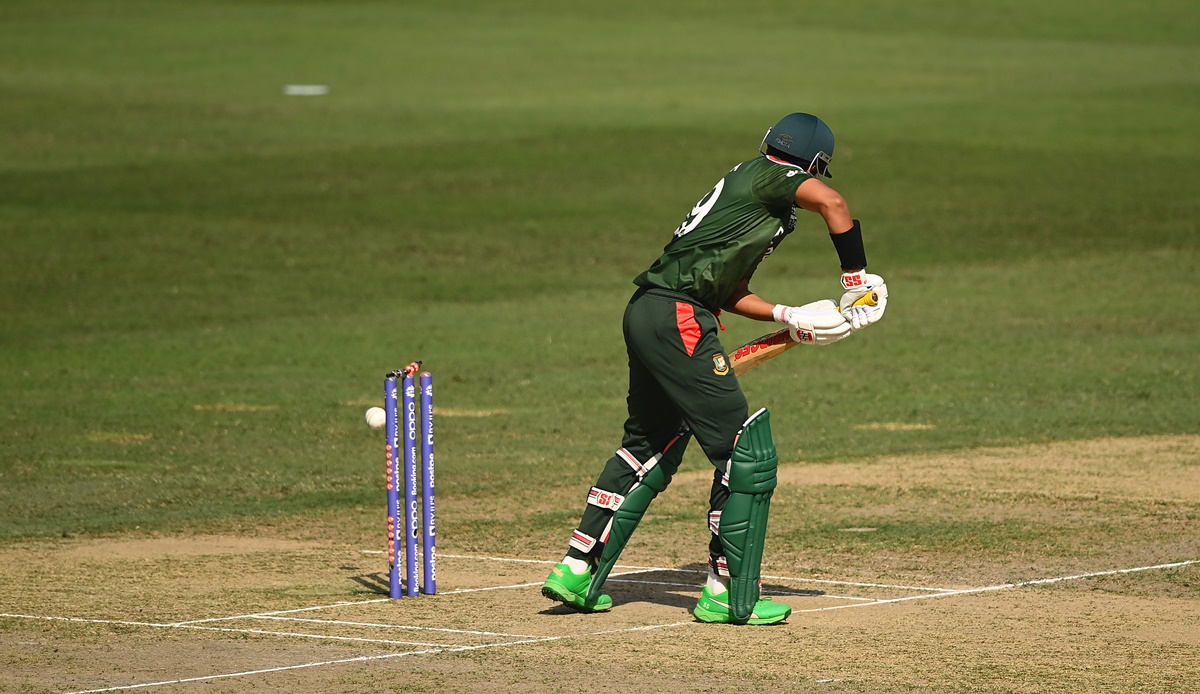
[672,561,826,600]
[352,563,824,609]
[539,561,824,614]
[537,569,699,615]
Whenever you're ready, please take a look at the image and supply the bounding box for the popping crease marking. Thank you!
[54,622,695,694]
[6,557,1194,694]
[605,577,879,602]
[165,577,585,627]
[164,624,460,648]
[0,614,459,648]
[166,598,393,625]
[791,559,1200,614]
[440,552,953,593]
[442,580,546,594]
[59,643,543,694]
[250,615,541,639]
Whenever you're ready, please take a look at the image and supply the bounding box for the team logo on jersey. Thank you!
[712,353,730,376]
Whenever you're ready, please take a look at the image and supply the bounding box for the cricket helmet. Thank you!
[759,112,835,177]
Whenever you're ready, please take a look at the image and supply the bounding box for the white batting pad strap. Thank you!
[709,555,730,577]
[616,448,647,476]
[617,447,664,478]
[588,487,625,511]
[599,517,614,544]
[569,529,597,554]
[708,511,721,535]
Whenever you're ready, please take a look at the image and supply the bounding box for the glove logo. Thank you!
[712,353,730,376]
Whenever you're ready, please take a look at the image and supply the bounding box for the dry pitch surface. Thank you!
[2,435,1197,693]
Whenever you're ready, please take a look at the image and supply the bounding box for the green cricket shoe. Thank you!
[541,563,612,613]
[693,586,791,625]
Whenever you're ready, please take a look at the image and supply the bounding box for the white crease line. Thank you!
[0,614,458,648]
[438,552,951,592]
[165,555,936,629]
[167,598,392,625]
[442,580,545,594]
[608,567,663,577]
[438,553,556,565]
[59,645,491,694]
[605,578,704,590]
[397,570,655,597]
[579,619,695,637]
[0,614,174,628]
[0,612,534,644]
[606,578,878,602]
[760,573,957,593]
[23,558,1200,694]
[170,623,459,648]
[43,572,657,634]
[60,621,694,694]
[773,591,878,602]
[436,572,672,595]
[251,615,539,639]
[794,559,1200,614]
[0,613,470,648]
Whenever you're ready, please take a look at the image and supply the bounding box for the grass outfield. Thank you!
[4,0,1195,535]
[1,1,1197,539]
[1,3,1198,692]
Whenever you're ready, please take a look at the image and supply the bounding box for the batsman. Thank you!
[542,113,889,624]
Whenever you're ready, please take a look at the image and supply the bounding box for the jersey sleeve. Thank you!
[738,163,807,283]
[753,165,810,210]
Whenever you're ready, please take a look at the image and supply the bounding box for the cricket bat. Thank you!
[729,291,879,377]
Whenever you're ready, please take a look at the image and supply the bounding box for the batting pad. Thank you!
[585,435,689,603]
[718,407,778,621]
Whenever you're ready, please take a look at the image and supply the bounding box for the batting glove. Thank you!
[772,300,852,346]
[838,270,889,331]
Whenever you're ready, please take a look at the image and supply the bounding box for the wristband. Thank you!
[830,219,867,271]
[771,304,790,323]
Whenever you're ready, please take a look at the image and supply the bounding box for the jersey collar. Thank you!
[764,154,806,170]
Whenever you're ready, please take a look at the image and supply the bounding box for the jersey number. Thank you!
[673,178,725,238]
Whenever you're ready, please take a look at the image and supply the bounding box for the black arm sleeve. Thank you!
[830,219,867,270]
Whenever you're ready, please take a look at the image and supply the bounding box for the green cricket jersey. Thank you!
[633,155,812,311]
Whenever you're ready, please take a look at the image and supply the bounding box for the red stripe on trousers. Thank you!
[676,302,701,357]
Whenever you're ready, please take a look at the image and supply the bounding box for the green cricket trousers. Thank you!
[566,287,749,569]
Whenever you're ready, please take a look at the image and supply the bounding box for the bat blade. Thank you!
[729,328,796,376]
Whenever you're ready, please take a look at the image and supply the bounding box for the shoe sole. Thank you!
[693,605,790,625]
[541,584,612,613]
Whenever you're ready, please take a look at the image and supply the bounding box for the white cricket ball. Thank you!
[365,407,386,430]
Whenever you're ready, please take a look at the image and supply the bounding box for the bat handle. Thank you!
[851,290,879,308]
